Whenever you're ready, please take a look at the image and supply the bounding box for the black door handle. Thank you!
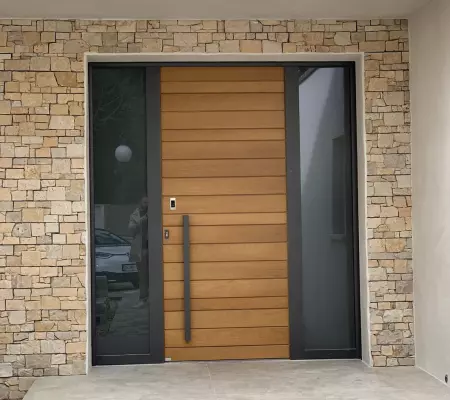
[183,215,191,343]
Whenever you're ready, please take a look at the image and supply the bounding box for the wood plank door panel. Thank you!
[161,66,288,361]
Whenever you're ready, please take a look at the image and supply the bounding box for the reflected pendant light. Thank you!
[115,144,132,163]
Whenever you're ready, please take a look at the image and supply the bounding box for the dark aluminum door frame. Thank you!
[88,65,165,365]
[284,64,361,360]
[88,61,361,364]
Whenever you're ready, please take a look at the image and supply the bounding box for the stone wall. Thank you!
[0,18,412,398]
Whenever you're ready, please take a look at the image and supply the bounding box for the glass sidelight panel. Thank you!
[294,67,358,356]
[91,67,151,360]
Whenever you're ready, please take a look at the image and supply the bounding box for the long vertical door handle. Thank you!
[183,215,191,343]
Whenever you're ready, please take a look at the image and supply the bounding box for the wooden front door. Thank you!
[160,66,289,361]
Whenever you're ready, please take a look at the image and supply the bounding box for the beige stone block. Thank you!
[239,40,262,53]
[47,187,66,201]
[64,40,89,54]
[50,104,69,115]
[368,77,388,92]
[26,355,51,369]
[61,300,84,310]
[0,188,11,201]
[51,57,71,71]
[49,116,75,130]
[373,182,393,196]
[0,143,14,157]
[5,59,30,71]
[53,288,77,297]
[41,31,56,43]
[22,32,40,46]
[360,41,386,52]
[397,175,411,189]
[66,342,86,354]
[0,101,11,114]
[384,112,404,126]
[22,251,41,266]
[0,333,13,344]
[67,144,84,158]
[368,239,385,253]
[373,356,387,367]
[219,40,240,52]
[378,134,394,148]
[302,32,324,45]
[22,208,44,222]
[202,20,218,30]
[334,32,351,45]
[41,296,61,310]
[381,207,399,217]
[385,239,406,252]
[41,340,65,354]
[174,33,197,47]
[62,244,79,259]
[55,72,78,88]
[82,32,102,46]
[51,354,66,365]
[225,20,250,32]
[0,32,6,46]
[8,311,26,325]
[18,180,40,191]
[384,91,404,106]
[198,33,212,44]
[142,39,163,52]
[51,201,72,215]
[31,223,45,237]
[22,93,43,107]
[0,114,12,125]
[30,57,50,71]
[262,40,282,53]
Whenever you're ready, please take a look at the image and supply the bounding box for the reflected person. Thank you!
[129,196,149,308]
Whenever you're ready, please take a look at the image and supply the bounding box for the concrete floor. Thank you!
[24,360,450,400]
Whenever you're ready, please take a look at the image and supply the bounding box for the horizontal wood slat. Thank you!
[164,279,288,299]
[163,213,287,226]
[162,93,284,112]
[166,345,289,361]
[162,195,287,214]
[163,243,288,263]
[162,159,286,178]
[162,129,285,142]
[165,327,289,348]
[163,177,286,196]
[165,309,289,330]
[161,81,284,94]
[161,67,284,82]
[162,141,285,160]
[163,225,287,245]
[164,297,289,311]
[161,111,285,130]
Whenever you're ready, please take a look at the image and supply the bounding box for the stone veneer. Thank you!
[0,18,412,398]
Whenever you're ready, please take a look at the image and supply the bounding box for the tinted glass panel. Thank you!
[92,67,150,357]
[298,67,355,352]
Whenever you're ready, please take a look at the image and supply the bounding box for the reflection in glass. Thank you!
[299,67,355,352]
[92,67,150,357]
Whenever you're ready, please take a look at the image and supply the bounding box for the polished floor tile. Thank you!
[24,360,450,400]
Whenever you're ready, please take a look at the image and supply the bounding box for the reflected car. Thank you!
[95,228,139,288]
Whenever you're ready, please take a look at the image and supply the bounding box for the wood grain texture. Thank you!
[163,177,286,196]
[163,213,287,227]
[164,297,289,311]
[162,195,287,214]
[162,93,285,112]
[161,67,284,82]
[165,327,289,347]
[163,243,288,263]
[162,141,286,160]
[162,129,285,142]
[166,345,289,361]
[162,159,286,178]
[164,261,287,281]
[165,309,289,329]
[163,225,287,245]
[162,111,285,130]
[161,81,284,94]
[164,279,288,299]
